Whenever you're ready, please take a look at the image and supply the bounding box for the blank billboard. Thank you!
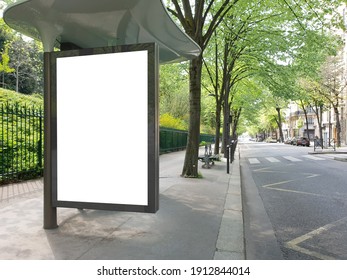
[48,44,159,213]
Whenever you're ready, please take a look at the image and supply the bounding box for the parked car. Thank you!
[294,137,310,147]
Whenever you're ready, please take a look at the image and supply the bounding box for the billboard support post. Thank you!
[43,52,58,229]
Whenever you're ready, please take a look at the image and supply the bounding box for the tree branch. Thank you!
[281,0,306,31]
[203,0,239,49]
[170,0,190,31]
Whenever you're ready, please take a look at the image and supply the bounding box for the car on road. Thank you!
[293,137,310,147]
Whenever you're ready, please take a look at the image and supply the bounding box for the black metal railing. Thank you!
[159,126,215,154]
[0,103,43,184]
[0,104,216,183]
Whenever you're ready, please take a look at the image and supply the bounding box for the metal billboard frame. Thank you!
[44,43,159,229]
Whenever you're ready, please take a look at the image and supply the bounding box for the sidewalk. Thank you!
[309,145,347,161]
[0,149,244,260]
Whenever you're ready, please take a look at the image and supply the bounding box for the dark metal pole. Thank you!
[37,113,43,170]
[43,52,57,229]
[230,140,236,163]
[230,141,233,163]
[226,145,230,174]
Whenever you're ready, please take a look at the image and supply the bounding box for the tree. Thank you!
[160,62,190,123]
[168,0,238,177]
[319,52,347,147]
[201,0,285,155]
[297,99,311,139]
[5,35,44,94]
[165,0,345,171]
[202,31,224,155]
[0,45,14,87]
[291,28,343,144]
[232,78,264,137]
[0,17,44,94]
[298,77,330,145]
[246,0,345,142]
[0,18,14,52]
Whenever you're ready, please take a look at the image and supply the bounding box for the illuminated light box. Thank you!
[49,43,159,213]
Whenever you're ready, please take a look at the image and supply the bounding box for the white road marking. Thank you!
[265,157,280,163]
[285,216,347,260]
[261,173,323,197]
[302,155,325,161]
[262,180,295,188]
[262,185,326,197]
[283,156,302,162]
[248,158,260,164]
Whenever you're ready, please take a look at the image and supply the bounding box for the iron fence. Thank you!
[0,103,43,184]
[160,127,188,153]
[160,126,215,154]
[0,104,215,183]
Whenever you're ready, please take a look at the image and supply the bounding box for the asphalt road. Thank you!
[240,141,347,260]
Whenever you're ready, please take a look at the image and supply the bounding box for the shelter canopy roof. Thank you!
[4,0,201,63]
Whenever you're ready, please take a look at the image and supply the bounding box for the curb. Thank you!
[334,157,347,162]
[309,151,347,154]
[214,149,244,260]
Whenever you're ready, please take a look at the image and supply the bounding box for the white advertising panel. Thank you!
[55,49,149,206]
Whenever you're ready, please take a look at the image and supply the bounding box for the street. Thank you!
[240,141,347,260]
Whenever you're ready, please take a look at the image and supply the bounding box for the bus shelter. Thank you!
[4,0,200,229]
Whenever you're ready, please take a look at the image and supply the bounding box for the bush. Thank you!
[0,88,43,107]
[159,113,187,130]
[0,92,44,184]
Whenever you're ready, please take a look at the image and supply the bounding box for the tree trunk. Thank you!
[181,56,202,177]
[334,106,341,147]
[16,66,19,92]
[303,108,310,139]
[222,76,231,157]
[231,108,241,140]
[313,103,324,147]
[319,104,323,147]
[276,107,284,142]
[222,107,230,158]
[214,108,221,155]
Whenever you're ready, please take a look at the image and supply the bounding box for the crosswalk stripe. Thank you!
[302,155,325,161]
[283,156,302,162]
[249,158,260,164]
[265,157,280,163]
[247,155,327,164]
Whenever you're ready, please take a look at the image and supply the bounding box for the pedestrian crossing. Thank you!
[247,154,326,164]
[248,158,260,164]
[265,157,280,163]
[282,156,302,162]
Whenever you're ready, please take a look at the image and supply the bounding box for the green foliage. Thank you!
[159,63,189,122]
[0,46,14,74]
[0,18,14,52]
[0,18,44,94]
[297,117,304,129]
[199,141,208,146]
[0,102,43,183]
[200,123,215,135]
[0,88,43,106]
[0,88,44,183]
[159,113,187,130]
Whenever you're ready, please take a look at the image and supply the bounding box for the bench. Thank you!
[198,144,219,169]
